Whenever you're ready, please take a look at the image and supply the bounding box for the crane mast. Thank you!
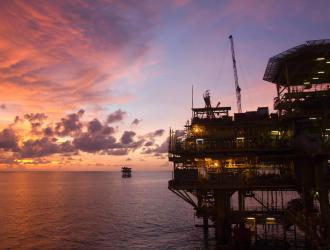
[229,35,242,113]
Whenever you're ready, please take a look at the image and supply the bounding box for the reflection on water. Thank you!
[0,171,207,249]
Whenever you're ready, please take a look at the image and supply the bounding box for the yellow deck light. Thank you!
[316,57,325,61]
[266,217,276,224]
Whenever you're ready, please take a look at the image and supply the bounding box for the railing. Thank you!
[169,137,294,154]
[169,135,330,155]
[170,169,296,188]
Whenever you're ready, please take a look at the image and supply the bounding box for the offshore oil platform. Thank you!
[168,38,330,249]
[121,166,132,178]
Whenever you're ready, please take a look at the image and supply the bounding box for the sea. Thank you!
[0,171,209,249]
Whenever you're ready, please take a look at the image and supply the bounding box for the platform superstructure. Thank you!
[168,39,330,249]
[121,167,132,178]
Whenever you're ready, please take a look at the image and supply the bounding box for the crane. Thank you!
[229,35,242,113]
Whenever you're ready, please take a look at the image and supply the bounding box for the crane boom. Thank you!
[229,35,242,113]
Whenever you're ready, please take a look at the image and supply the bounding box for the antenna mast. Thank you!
[229,35,242,113]
[191,85,194,117]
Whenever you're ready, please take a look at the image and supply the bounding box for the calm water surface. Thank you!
[0,171,207,249]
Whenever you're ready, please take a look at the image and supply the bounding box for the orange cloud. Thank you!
[0,0,158,118]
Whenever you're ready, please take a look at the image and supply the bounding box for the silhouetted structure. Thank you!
[168,39,330,249]
[229,35,242,113]
[121,167,132,178]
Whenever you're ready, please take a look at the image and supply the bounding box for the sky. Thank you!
[0,0,329,171]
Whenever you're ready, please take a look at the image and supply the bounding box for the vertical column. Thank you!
[215,190,231,245]
[298,158,314,248]
[315,158,330,246]
[203,216,209,236]
[238,190,245,211]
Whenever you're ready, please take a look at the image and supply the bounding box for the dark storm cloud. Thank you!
[107,109,126,123]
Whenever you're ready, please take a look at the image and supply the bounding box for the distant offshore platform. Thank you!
[168,38,330,249]
[121,167,132,178]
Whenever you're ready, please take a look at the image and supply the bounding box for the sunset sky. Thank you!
[0,0,329,171]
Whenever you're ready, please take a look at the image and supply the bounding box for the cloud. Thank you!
[23,113,48,134]
[20,137,60,158]
[154,137,169,154]
[105,148,129,156]
[107,109,126,123]
[102,126,115,135]
[131,118,141,126]
[152,129,165,137]
[175,130,185,137]
[0,108,166,166]
[141,136,169,156]
[144,141,154,147]
[24,113,48,122]
[120,131,136,145]
[55,109,84,136]
[140,128,166,147]
[44,127,54,137]
[0,1,159,114]
[0,104,6,109]
[0,128,18,151]
[88,119,103,134]
[73,133,117,153]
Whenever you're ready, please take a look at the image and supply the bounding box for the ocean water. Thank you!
[0,171,207,249]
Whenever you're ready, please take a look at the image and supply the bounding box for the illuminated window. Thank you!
[271,130,281,136]
[196,139,204,145]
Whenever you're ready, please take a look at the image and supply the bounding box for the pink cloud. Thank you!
[0,0,159,116]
